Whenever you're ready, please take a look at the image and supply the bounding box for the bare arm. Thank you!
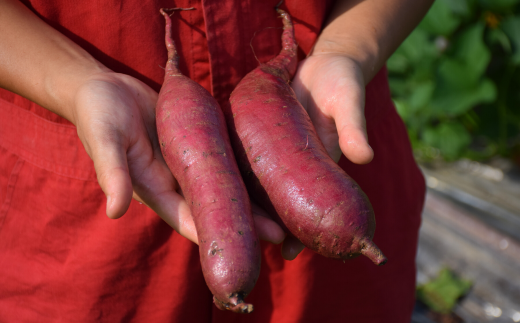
[0,0,107,122]
[0,0,285,246]
[286,0,433,259]
[291,0,434,165]
[313,0,435,83]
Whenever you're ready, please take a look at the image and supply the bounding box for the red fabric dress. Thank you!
[0,0,425,322]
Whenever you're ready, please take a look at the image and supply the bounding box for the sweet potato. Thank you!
[224,8,387,265]
[156,9,261,313]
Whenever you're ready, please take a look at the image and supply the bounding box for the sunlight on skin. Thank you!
[292,54,374,165]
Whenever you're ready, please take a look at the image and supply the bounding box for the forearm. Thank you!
[313,0,434,83]
[0,0,109,124]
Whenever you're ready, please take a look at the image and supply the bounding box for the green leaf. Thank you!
[387,77,408,97]
[431,78,496,115]
[479,0,520,12]
[417,268,472,314]
[420,0,462,36]
[409,81,435,111]
[395,28,438,64]
[422,122,472,160]
[446,0,477,19]
[501,16,520,64]
[438,58,476,89]
[387,53,409,73]
[487,28,512,53]
[438,23,491,89]
[393,99,410,120]
[454,23,490,77]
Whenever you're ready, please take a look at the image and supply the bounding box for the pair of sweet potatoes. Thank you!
[156,9,259,313]
[155,6,386,314]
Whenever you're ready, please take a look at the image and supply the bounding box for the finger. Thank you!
[130,154,198,244]
[140,188,198,243]
[91,140,134,220]
[332,76,374,165]
[251,204,285,244]
[132,191,145,204]
[281,235,306,260]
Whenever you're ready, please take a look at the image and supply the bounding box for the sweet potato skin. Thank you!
[228,68,374,259]
[224,9,386,265]
[156,9,260,313]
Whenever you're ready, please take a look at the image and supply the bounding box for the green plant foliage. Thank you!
[480,0,519,12]
[420,0,462,35]
[501,16,520,63]
[388,0,520,161]
[423,122,472,160]
[416,268,472,314]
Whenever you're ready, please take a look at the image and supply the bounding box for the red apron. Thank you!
[0,1,425,322]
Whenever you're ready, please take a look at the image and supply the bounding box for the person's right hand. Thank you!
[73,71,192,235]
[72,71,285,245]
[1,0,285,246]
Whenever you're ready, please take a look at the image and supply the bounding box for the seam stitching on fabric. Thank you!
[0,141,97,182]
[0,158,24,235]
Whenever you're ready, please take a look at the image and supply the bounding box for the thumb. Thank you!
[90,140,134,219]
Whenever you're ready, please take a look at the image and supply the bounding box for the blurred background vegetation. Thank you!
[388,0,520,164]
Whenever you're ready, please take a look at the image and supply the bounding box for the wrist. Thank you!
[0,0,111,126]
[309,0,382,84]
[46,58,110,125]
[309,42,376,86]
[310,0,434,85]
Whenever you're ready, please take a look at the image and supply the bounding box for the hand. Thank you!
[280,53,375,260]
[292,53,374,164]
[72,71,285,245]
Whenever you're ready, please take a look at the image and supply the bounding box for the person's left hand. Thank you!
[280,52,375,260]
[292,53,374,163]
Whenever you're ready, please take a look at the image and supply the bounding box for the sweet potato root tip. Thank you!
[161,7,195,13]
[360,239,388,266]
[259,7,297,81]
[225,8,385,265]
[213,296,254,314]
[235,303,254,314]
[159,7,195,74]
[159,8,180,75]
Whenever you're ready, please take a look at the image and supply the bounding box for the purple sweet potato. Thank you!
[156,9,261,313]
[223,8,387,265]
